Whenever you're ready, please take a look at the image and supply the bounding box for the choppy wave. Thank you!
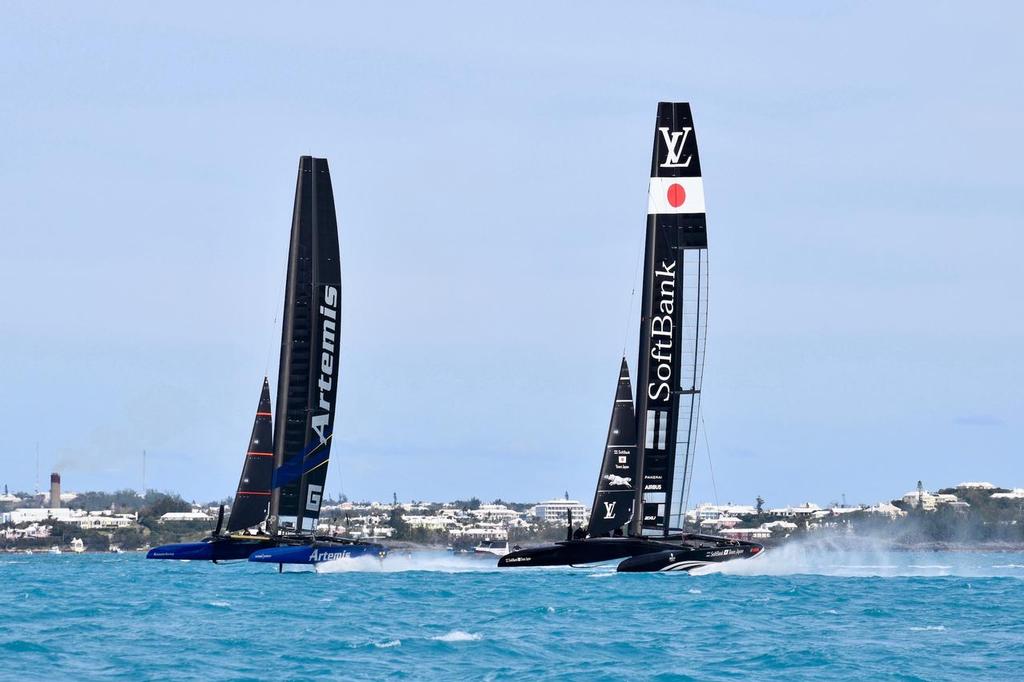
[3,551,1024,679]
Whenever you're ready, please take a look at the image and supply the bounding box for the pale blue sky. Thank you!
[1,3,1021,507]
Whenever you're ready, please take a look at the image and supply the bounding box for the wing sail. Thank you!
[587,358,638,536]
[632,103,708,536]
[269,157,342,534]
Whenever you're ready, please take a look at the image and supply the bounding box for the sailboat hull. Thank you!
[615,539,763,572]
[146,538,275,562]
[498,537,678,567]
[248,540,388,566]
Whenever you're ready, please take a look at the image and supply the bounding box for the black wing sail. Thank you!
[587,358,639,536]
[226,377,274,533]
[269,156,342,534]
[631,102,708,536]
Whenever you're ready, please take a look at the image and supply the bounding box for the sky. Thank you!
[1,3,1021,508]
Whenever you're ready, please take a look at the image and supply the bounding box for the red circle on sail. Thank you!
[667,183,686,207]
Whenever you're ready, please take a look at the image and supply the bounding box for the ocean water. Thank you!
[3,544,1024,680]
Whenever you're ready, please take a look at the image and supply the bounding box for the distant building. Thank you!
[864,502,906,518]
[531,500,587,524]
[768,503,821,517]
[720,527,771,541]
[761,520,798,533]
[957,482,996,490]
[992,489,1024,500]
[72,511,137,529]
[902,490,937,511]
[2,508,74,524]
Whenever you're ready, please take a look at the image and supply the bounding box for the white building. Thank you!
[469,504,522,523]
[864,502,906,518]
[761,520,798,533]
[957,481,996,490]
[720,527,771,540]
[768,503,821,518]
[531,500,587,524]
[1,508,74,524]
[71,511,137,529]
[901,490,937,511]
[450,525,508,539]
[992,489,1024,500]
[403,514,460,531]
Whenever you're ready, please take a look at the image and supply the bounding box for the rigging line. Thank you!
[263,313,278,379]
[620,179,650,358]
[700,408,719,507]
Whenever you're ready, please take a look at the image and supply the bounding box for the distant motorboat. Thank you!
[70,538,86,553]
[48,545,61,555]
[474,539,509,558]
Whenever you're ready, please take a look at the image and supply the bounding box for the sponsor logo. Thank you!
[503,556,532,563]
[603,474,632,487]
[311,285,339,445]
[647,261,676,402]
[617,455,628,465]
[306,484,323,512]
[603,501,617,519]
[706,549,743,558]
[311,548,352,563]
[658,126,693,168]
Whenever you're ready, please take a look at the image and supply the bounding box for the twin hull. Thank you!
[498,535,763,572]
[249,541,387,565]
[147,537,387,565]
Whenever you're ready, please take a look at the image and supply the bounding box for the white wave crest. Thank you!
[374,640,401,648]
[909,625,946,632]
[431,630,482,642]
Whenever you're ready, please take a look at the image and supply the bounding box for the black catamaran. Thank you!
[148,157,386,567]
[499,103,762,572]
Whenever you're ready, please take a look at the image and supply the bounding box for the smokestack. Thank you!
[50,473,61,510]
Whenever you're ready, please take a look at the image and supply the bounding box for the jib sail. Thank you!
[226,377,274,533]
[631,102,708,536]
[269,156,342,534]
[587,358,639,536]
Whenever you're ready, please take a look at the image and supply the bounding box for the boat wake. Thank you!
[690,538,1024,578]
[315,552,501,574]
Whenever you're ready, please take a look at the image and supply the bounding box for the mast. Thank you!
[587,358,639,536]
[226,377,275,533]
[268,156,342,535]
[630,103,708,537]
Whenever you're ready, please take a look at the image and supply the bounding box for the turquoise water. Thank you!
[3,547,1024,680]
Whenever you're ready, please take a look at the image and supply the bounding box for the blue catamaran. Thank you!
[147,157,387,569]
